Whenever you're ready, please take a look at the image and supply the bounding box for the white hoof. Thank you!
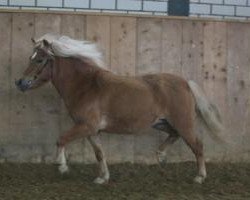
[94,177,107,184]
[194,175,205,184]
[156,151,166,163]
[56,158,62,165]
[59,165,69,174]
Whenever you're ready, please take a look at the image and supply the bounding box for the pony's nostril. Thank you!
[15,79,31,92]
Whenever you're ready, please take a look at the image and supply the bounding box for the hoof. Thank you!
[56,158,61,165]
[156,151,167,163]
[59,165,69,174]
[193,175,205,184]
[93,177,108,184]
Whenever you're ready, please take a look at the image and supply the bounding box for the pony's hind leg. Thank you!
[181,132,206,184]
[153,118,206,183]
[156,134,179,163]
[88,135,110,184]
[152,118,179,162]
[56,146,69,173]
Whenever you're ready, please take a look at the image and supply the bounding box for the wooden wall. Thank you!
[0,11,249,163]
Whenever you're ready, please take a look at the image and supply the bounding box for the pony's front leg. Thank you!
[56,124,94,174]
[88,135,109,184]
[57,147,68,173]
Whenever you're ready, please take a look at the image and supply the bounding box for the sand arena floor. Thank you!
[0,162,250,200]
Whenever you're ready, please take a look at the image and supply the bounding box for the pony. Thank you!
[15,33,224,184]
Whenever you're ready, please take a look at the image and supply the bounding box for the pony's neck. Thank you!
[51,57,101,109]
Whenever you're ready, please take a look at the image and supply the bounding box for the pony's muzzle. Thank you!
[15,79,31,92]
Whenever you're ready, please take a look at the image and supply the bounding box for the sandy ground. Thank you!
[0,162,250,200]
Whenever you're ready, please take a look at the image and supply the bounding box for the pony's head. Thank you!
[16,33,104,92]
[15,38,54,92]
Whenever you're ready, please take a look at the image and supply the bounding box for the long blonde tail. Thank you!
[188,80,225,144]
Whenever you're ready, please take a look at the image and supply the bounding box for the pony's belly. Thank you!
[102,126,153,135]
[100,115,158,135]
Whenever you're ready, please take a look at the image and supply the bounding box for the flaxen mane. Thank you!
[35,33,104,67]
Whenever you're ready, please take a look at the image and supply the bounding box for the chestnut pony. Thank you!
[16,34,224,184]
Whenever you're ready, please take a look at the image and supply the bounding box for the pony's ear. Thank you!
[43,39,50,47]
[31,37,36,44]
[42,39,54,57]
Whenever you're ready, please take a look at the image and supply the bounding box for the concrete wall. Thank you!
[0,11,249,164]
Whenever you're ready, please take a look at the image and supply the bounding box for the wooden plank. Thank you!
[203,21,228,161]
[9,13,47,162]
[161,19,182,75]
[109,16,137,163]
[179,20,204,161]
[35,14,61,37]
[134,18,162,164]
[181,21,204,85]
[86,15,111,163]
[61,14,85,40]
[246,96,250,161]
[33,14,62,161]
[0,13,12,144]
[86,16,111,70]
[137,18,162,74]
[227,23,250,161]
[161,19,185,162]
[10,13,36,147]
[110,17,136,76]
[60,14,87,163]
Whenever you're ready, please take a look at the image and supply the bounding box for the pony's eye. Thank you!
[37,59,43,64]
